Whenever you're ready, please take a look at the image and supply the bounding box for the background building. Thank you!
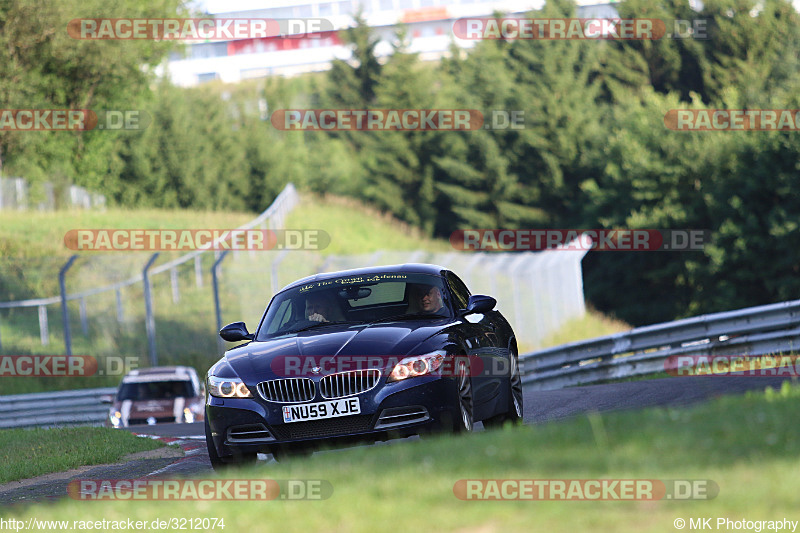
[166,0,620,85]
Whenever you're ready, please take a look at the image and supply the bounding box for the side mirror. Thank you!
[464,295,496,315]
[219,322,254,342]
[100,394,114,404]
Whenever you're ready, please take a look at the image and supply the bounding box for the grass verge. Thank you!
[539,308,631,350]
[0,193,452,394]
[284,193,451,255]
[3,383,799,531]
[0,427,167,484]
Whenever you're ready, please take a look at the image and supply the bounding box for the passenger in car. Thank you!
[410,284,446,315]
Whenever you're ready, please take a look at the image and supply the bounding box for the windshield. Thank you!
[256,272,451,340]
[117,380,196,401]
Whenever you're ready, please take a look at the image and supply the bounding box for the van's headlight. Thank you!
[207,376,253,398]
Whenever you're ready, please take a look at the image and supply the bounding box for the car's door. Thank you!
[444,271,506,420]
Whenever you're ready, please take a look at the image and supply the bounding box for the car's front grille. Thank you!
[270,414,375,441]
[127,416,175,425]
[257,378,315,403]
[227,424,274,443]
[320,369,381,399]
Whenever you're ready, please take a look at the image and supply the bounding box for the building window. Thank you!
[197,72,220,83]
[338,1,353,15]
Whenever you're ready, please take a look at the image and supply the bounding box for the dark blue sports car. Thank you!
[205,263,522,466]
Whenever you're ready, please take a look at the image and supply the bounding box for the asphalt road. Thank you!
[0,375,793,506]
[127,374,796,438]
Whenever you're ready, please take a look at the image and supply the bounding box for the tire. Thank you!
[205,418,256,470]
[454,356,474,433]
[205,417,227,471]
[483,350,523,429]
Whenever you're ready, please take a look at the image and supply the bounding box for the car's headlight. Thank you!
[387,351,446,382]
[207,376,253,398]
[110,411,122,428]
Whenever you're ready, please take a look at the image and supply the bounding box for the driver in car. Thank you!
[306,292,343,323]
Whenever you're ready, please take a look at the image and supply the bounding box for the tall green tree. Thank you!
[324,11,382,108]
[0,0,183,187]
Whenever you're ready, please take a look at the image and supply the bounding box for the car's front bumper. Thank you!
[206,375,460,458]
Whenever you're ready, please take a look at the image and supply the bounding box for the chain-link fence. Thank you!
[0,184,299,379]
[0,177,106,210]
[0,184,588,384]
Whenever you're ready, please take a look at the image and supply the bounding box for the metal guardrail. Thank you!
[0,387,115,429]
[520,298,800,390]
[8,297,800,428]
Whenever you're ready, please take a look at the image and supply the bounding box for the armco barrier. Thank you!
[6,298,800,427]
[521,298,800,390]
[0,387,115,428]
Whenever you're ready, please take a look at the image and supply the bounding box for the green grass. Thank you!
[284,194,451,255]
[3,383,800,531]
[536,308,632,351]
[0,427,168,483]
[0,193,453,394]
[0,208,253,260]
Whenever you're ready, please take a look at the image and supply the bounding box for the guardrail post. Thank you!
[79,297,88,336]
[38,305,49,345]
[142,253,160,366]
[59,255,78,356]
[115,289,124,323]
[170,267,180,303]
[194,255,203,288]
[212,251,230,354]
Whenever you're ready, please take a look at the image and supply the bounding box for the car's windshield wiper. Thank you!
[283,321,356,334]
[364,312,449,325]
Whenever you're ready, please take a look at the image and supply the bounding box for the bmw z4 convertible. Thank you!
[205,263,523,467]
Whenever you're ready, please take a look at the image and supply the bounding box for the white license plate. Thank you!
[282,398,361,423]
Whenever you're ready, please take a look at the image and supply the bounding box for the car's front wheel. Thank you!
[205,418,257,470]
[483,350,523,429]
[454,356,474,432]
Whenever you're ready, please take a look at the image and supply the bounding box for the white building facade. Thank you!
[166,0,619,86]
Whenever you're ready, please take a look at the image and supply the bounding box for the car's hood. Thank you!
[225,320,453,380]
